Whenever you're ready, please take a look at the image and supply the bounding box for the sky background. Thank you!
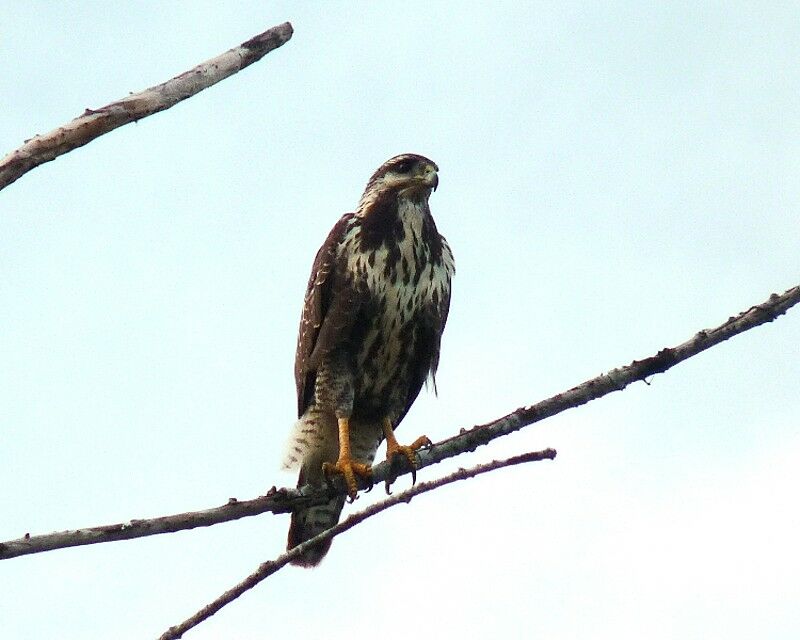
[1,2,799,639]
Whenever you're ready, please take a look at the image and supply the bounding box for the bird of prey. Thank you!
[282,153,455,566]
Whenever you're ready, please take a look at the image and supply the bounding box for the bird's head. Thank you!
[357,154,439,213]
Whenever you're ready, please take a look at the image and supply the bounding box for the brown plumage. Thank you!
[282,154,454,566]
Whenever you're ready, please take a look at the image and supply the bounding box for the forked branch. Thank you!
[2,284,797,561]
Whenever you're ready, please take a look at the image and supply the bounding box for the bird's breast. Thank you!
[338,213,452,406]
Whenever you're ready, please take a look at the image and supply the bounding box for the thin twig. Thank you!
[1,284,797,560]
[0,22,293,192]
[157,448,557,640]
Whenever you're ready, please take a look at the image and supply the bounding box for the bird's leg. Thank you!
[383,418,432,491]
[322,417,373,501]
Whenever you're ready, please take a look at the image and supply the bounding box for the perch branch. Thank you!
[1,284,797,561]
[0,22,293,192]
[158,448,557,640]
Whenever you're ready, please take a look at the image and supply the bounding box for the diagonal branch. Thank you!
[1,284,797,561]
[0,22,293,193]
[157,448,557,640]
[425,284,800,464]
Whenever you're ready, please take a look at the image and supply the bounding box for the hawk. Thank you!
[282,153,455,566]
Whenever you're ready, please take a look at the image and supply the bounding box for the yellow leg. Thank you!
[322,417,372,501]
[383,418,431,488]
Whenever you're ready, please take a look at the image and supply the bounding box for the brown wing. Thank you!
[294,214,358,417]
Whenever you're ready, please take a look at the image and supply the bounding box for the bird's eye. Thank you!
[395,160,412,174]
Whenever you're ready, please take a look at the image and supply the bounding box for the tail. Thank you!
[283,408,341,567]
[287,465,346,567]
[284,412,383,567]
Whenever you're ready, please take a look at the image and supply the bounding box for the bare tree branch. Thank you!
[1,284,797,561]
[426,284,800,462]
[157,448,557,640]
[0,22,293,193]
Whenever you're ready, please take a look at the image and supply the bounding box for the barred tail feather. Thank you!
[287,466,346,567]
[286,415,383,567]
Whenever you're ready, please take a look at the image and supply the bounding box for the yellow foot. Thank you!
[385,433,432,492]
[323,457,373,502]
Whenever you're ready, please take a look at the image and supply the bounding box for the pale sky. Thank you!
[2,2,799,639]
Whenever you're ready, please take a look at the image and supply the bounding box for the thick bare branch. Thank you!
[158,448,557,640]
[424,284,800,463]
[0,22,293,192]
[1,284,797,561]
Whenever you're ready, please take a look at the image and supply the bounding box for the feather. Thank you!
[284,154,454,566]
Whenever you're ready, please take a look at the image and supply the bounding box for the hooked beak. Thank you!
[423,165,439,192]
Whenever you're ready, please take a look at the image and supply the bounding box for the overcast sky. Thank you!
[2,2,799,639]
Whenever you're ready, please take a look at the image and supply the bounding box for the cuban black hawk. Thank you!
[282,153,454,566]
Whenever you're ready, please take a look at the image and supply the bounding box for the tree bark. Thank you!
[2,284,797,561]
[0,22,293,192]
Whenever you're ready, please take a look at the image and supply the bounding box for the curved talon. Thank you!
[323,458,373,501]
[323,417,374,501]
[384,432,431,492]
[362,470,375,494]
